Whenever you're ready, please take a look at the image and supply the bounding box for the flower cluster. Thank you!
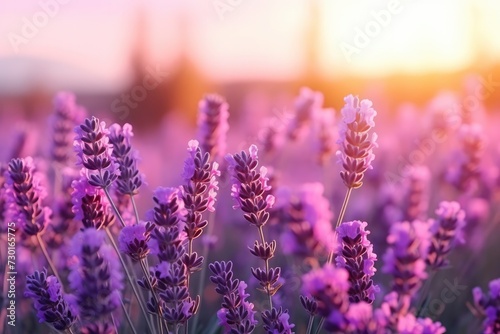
[382,220,430,298]
[401,165,430,222]
[5,157,51,236]
[68,228,123,328]
[336,95,378,189]
[287,87,324,140]
[25,269,76,331]
[427,201,466,270]
[314,108,336,165]
[209,261,258,333]
[197,94,230,161]
[73,116,119,188]
[473,278,500,333]
[118,220,155,261]
[336,220,379,304]
[50,91,86,165]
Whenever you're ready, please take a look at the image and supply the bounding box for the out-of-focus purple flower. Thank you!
[302,264,350,332]
[336,95,378,189]
[314,108,336,166]
[108,123,144,196]
[50,91,86,165]
[376,291,411,330]
[68,228,123,325]
[261,307,295,334]
[118,221,154,261]
[280,183,336,258]
[446,123,484,192]
[5,157,51,236]
[197,94,230,161]
[345,302,387,334]
[473,278,500,333]
[336,220,379,303]
[73,116,119,188]
[71,171,115,230]
[258,116,287,155]
[396,313,446,334]
[427,201,466,270]
[417,317,447,334]
[382,220,430,298]
[288,87,324,140]
[401,165,430,222]
[210,261,257,333]
[25,269,76,331]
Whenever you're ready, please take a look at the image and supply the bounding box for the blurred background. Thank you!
[1,0,500,125]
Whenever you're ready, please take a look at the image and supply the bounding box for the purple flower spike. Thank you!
[397,313,446,334]
[68,228,123,325]
[5,157,51,236]
[209,261,257,333]
[261,307,295,334]
[118,221,155,261]
[314,108,336,165]
[382,220,430,298]
[401,165,430,222]
[473,278,500,333]
[427,201,466,270]
[302,264,350,332]
[345,302,387,334]
[25,269,76,331]
[108,123,144,196]
[288,87,324,140]
[226,144,275,225]
[336,94,378,189]
[336,220,379,303]
[50,92,86,165]
[74,116,119,188]
[197,94,230,161]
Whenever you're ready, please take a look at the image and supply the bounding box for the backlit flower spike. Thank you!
[336,94,378,189]
[108,122,144,196]
[314,107,336,166]
[25,269,77,331]
[5,157,51,236]
[50,91,86,165]
[336,220,379,304]
[400,165,430,222]
[73,116,119,189]
[288,87,324,140]
[427,201,466,270]
[197,94,230,162]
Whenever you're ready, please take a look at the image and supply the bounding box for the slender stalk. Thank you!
[103,187,126,227]
[35,234,63,285]
[258,226,273,308]
[111,313,119,334]
[314,318,325,334]
[67,327,76,334]
[120,297,139,334]
[130,195,141,225]
[306,315,315,334]
[416,271,437,317]
[105,228,155,334]
[140,258,167,334]
[326,187,353,264]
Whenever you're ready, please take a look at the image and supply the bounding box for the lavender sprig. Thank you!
[25,269,76,332]
[427,201,466,270]
[209,261,257,333]
[473,278,500,333]
[336,220,379,304]
[287,87,323,141]
[197,94,230,162]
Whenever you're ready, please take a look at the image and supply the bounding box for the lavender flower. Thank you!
[336,95,378,189]
[397,313,446,334]
[314,108,336,166]
[108,123,144,196]
[288,87,324,140]
[280,183,336,259]
[25,269,76,331]
[258,116,286,155]
[50,91,86,165]
[68,228,123,325]
[382,220,430,298]
[302,264,350,332]
[336,220,379,303]
[344,302,386,334]
[401,165,430,222]
[261,307,295,334]
[197,94,230,161]
[118,221,154,261]
[74,116,119,189]
[71,172,115,230]
[5,157,51,236]
[473,278,500,333]
[427,201,466,270]
[209,261,257,333]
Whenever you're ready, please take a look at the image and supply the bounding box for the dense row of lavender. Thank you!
[0,87,499,334]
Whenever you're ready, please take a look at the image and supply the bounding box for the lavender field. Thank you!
[0,84,499,334]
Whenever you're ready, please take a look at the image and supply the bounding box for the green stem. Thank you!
[105,228,155,334]
[314,318,325,334]
[140,258,168,334]
[130,194,141,225]
[103,187,126,227]
[36,234,63,286]
[306,315,315,334]
[258,226,273,309]
[327,187,353,264]
[120,296,139,334]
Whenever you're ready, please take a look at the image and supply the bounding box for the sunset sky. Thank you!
[1,0,500,92]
